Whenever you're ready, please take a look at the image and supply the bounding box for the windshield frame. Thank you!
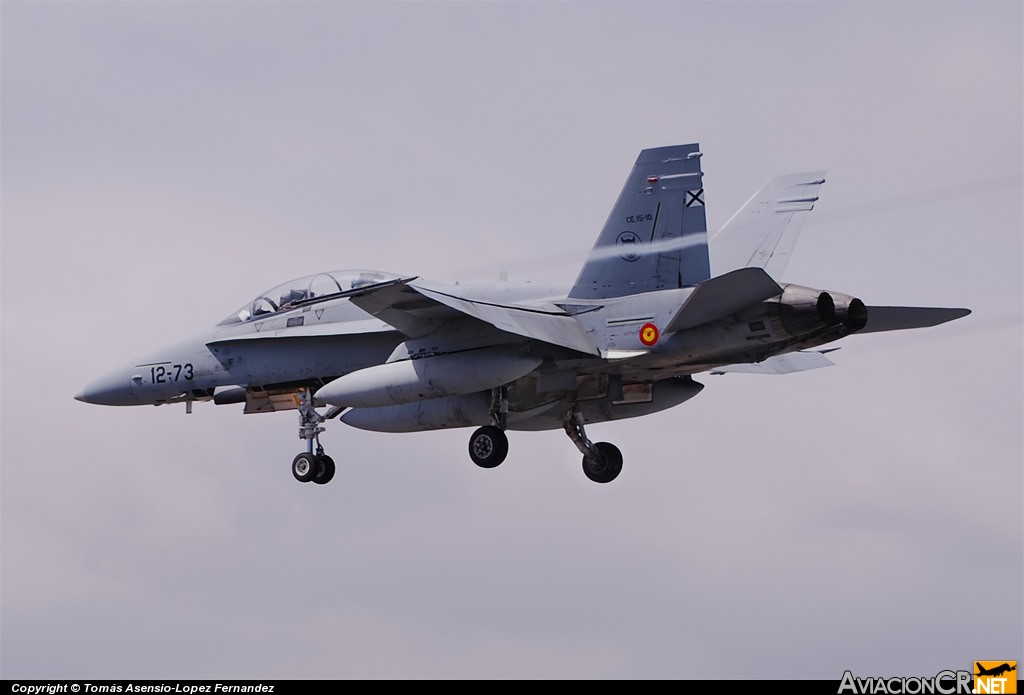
[218,270,408,326]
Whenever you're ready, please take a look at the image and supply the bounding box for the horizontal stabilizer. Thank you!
[666,267,782,333]
[712,351,835,375]
[859,306,971,334]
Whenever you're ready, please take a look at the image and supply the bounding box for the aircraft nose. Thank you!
[75,367,137,405]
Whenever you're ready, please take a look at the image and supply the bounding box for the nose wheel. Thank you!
[292,451,336,485]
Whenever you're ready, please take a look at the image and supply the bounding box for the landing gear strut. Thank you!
[561,405,622,484]
[468,386,509,469]
[293,388,337,485]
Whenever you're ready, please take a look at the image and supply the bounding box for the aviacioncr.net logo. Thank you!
[838,670,973,694]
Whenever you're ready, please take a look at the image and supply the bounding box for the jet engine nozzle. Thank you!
[839,296,867,331]
[778,285,868,334]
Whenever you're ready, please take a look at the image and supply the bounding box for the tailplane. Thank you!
[857,306,970,333]
[569,144,711,299]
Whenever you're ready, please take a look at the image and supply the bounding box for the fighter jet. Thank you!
[75,144,970,484]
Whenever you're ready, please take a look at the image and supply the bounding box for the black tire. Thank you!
[468,425,509,468]
[292,452,318,483]
[312,455,336,485]
[582,442,623,484]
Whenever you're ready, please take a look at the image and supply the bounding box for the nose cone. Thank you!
[75,367,137,406]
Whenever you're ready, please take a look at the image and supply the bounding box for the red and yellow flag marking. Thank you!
[639,323,660,347]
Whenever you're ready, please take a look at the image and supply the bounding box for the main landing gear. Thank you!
[292,388,339,485]
[561,405,622,484]
[468,386,510,469]
[465,390,623,484]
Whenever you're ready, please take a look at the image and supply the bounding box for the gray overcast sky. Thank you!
[2,0,1021,680]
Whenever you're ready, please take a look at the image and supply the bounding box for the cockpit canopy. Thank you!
[219,270,401,325]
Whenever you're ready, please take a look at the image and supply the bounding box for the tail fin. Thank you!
[709,171,826,279]
[569,144,710,299]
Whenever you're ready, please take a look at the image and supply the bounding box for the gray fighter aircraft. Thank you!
[75,144,970,484]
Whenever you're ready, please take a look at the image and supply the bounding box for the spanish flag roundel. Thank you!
[639,323,659,347]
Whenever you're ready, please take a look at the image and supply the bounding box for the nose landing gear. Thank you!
[292,388,339,485]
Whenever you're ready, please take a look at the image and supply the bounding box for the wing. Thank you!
[351,279,602,356]
[710,171,826,279]
[408,284,600,355]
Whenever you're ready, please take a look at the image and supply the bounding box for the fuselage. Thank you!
[76,267,865,435]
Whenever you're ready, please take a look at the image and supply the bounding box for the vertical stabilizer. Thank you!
[569,144,710,300]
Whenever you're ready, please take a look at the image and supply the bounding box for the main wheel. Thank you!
[292,452,318,483]
[468,426,509,468]
[312,455,336,485]
[582,442,622,484]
